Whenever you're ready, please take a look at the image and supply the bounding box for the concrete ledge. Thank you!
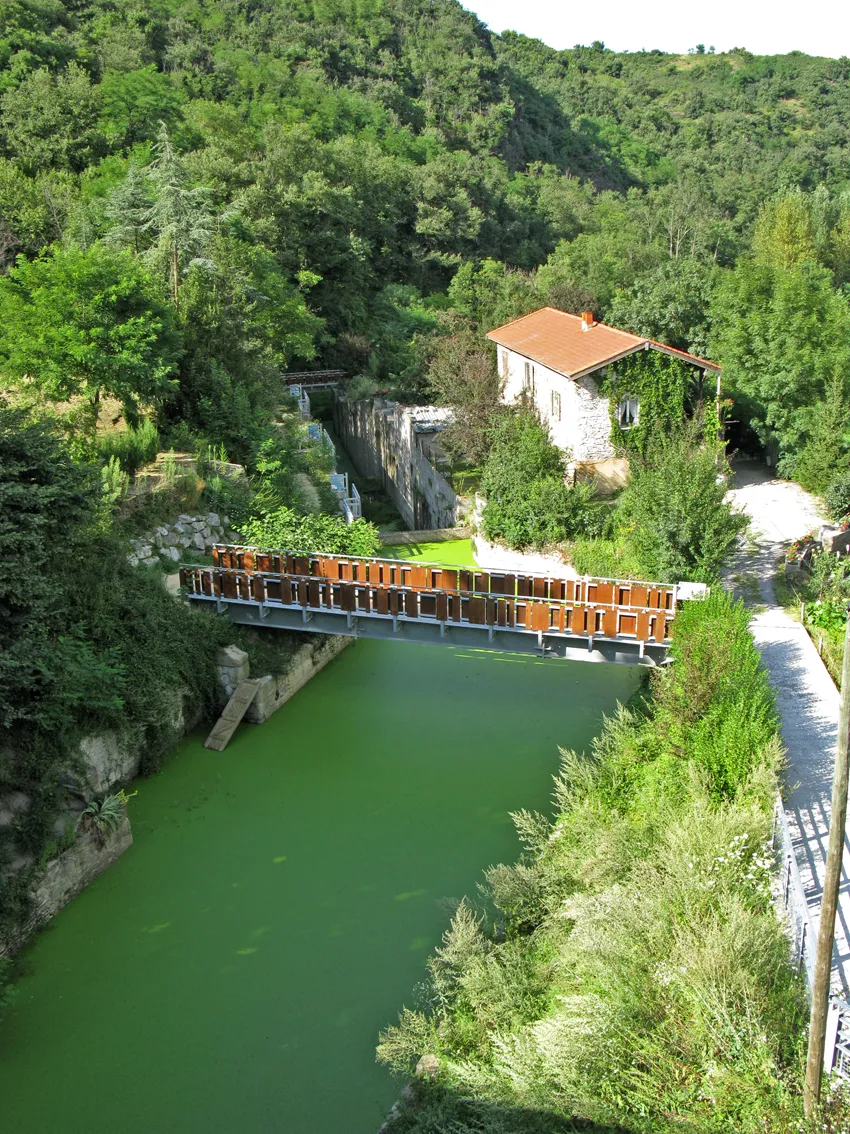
[380,527,473,546]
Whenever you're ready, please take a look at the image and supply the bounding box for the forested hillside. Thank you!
[2,0,850,478]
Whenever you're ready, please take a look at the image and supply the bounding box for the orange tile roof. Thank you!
[486,308,720,378]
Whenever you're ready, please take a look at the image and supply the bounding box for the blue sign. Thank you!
[307,423,321,440]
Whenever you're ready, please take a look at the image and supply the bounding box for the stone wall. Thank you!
[378,527,473,546]
[76,685,203,797]
[1,819,132,957]
[216,636,351,724]
[128,511,230,568]
[332,396,459,530]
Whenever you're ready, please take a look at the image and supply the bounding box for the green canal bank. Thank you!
[0,542,641,1133]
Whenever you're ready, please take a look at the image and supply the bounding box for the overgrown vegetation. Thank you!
[0,2,847,486]
[378,592,810,1132]
[0,407,236,932]
[480,407,605,550]
[615,426,747,581]
[241,507,380,558]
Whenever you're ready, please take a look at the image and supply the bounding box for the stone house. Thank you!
[487,307,721,490]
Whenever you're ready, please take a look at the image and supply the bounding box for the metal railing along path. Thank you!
[775,798,850,1080]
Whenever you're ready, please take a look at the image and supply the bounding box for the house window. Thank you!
[523,361,535,397]
[617,395,639,430]
[499,348,508,380]
[551,390,561,421]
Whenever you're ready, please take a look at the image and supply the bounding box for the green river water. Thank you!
[0,542,640,1134]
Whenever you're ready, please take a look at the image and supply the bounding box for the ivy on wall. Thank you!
[601,350,711,457]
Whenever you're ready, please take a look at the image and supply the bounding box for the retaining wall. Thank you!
[1,819,133,957]
[332,396,459,530]
[216,636,352,723]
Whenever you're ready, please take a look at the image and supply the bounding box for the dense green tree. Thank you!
[608,259,717,354]
[98,66,185,148]
[710,259,850,458]
[143,122,213,306]
[752,190,817,269]
[447,258,540,331]
[617,428,747,581]
[480,406,600,549]
[0,244,181,428]
[0,62,103,174]
[0,405,119,731]
[787,376,850,494]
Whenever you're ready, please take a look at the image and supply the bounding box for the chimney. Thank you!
[581,311,595,332]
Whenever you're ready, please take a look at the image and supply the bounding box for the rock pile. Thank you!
[127,511,230,567]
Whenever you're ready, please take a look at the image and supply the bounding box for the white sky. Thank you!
[465,0,850,59]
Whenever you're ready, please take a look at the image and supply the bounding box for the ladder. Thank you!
[204,680,261,751]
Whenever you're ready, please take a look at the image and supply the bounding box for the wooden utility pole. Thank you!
[804,614,850,1116]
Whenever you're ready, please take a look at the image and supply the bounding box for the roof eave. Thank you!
[570,343,649,380]
[647,341,722,372]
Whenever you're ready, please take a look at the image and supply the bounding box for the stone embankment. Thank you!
[0,633,353,956]
[128,511,231,567]
[473,531,577,579]
[216,637,351,723]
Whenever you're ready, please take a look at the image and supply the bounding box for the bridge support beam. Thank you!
[188,596,668,667]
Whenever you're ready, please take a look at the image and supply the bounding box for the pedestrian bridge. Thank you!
[180,546,706,666]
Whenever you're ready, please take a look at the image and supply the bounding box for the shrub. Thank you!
[825,471,850,521]
[616,427,746,581]
[96,419,160,475]
[481,407,604,549]
[0,407,232,932]
[378,593,803,1133]
[240,505,381,557]
[78,790,135,845]
[100,455,130,510]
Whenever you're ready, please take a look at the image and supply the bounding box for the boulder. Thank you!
[216,645,249,668]
[79,734,138,796]
[415,1054,440,1079]
[192,533,206,551]
[207,512,220,528]
[162,573,181,597]
[0,791,31,829]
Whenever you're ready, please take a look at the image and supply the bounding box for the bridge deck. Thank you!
[179,547,685,666]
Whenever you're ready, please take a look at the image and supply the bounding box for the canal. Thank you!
[0,543,641,1133]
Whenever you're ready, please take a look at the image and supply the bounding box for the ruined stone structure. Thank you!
[332,396,460,529]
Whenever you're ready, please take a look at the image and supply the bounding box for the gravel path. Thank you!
[727,462,849,994]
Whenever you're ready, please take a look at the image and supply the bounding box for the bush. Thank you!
[825,471,850,521]
[616,427,746,581]
[96,419,160,475]
[481,408,604,549]
[240,505,381,557]
[0,408,232,932]
[378,593,804,1133]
